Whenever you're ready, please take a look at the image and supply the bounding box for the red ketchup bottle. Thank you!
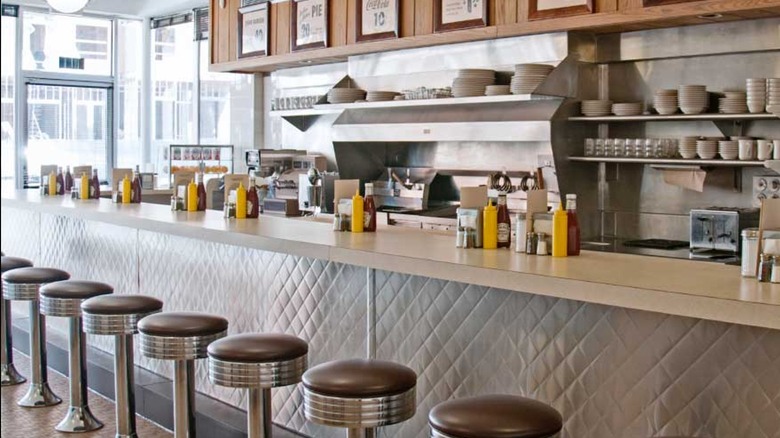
[496,192,511,248]
[196,173,207,211]
[566,194,581,256]
[56,167,65,195]
[90,169,100,199]
[363,183,377,232]
[246,175,259,218]
[64,166,74,192]
[131,166,142,203]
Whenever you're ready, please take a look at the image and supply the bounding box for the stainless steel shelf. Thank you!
[569,157,767,166]
[313,93,560,111]
[269,108,342,117]
[568,113,777,122]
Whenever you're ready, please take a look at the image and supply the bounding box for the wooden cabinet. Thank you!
[210,0,780,72]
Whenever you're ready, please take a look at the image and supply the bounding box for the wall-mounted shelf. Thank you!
[269,108,342,131]
[313,93,559,111]
[568,113,777,122]
[766,160,780,173]
[569,157,767,167]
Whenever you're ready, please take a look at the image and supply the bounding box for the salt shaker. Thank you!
[536,233,548,256]
[772,256,780,284]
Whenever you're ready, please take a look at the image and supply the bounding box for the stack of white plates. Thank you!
[654,89,678,115]
[696,139,718,159]
[678,85,708,114]
[366,91,398,102]
[718,140,739,160]
[679,136,698,159]
[452,69,495,98]
[327,88,367,104]
[612,102,643,116]
[767,78,780,114]
[580,100,612,117]
[485,85,511,96]
[511,64,553,95]
[747,78,766,114]
[719,91,747,114]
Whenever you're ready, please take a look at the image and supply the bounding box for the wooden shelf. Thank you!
[569,113,778,122]
[569,157,767,166]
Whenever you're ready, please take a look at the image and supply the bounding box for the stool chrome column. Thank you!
[207,333,308,438]
[139,312,228,438]
[1,256,33,386]
[302,359,417,438]
[428,395,563,438]
[2,267,70,407]
[40,280,114,432]
[82,294,163,438]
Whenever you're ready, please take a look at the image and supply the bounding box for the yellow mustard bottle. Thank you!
[48,170,57,196]
[351,190,364,233]
[80,173,89,200]
[552,202,568,257]
[483,200,498,249]
[236,182,247,219]
[121,176,132,204]
[187,179,198,212]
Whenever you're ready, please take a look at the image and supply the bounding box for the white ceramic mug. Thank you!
[758,140,773,161]
[739,139,756,160]
[774,140,780,160]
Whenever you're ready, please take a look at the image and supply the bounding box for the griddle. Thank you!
[622,239,690,250]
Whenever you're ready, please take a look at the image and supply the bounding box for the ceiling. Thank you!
[11,0,209,18]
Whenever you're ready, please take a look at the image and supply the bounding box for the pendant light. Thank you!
[46,0,91,14]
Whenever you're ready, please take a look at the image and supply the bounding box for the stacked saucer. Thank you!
[452,69,495,98]
[718,140,739,160]
[678,85,708,114]
[366,91,399,102]
[580,100,612,117]
[768,78,780,114]
[719,91,747,114]
[327,88,367,104]
[696,139,718,159]
[511,63,553,95]
[747,78,766,113]
[653,89,678,115]
[679,136,698,159]
[612,102,643,116]
[485,85,511,96]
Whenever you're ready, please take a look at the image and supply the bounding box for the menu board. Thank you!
[357,0,399,42]
[435,0,486,32]
[238,2,269,58]
[292,0,328,51]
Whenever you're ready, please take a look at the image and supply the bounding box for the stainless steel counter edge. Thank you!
[3,191,778,330]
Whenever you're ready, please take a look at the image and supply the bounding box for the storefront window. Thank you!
[1,13,16,187]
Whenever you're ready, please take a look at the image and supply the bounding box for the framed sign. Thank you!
[529,0,593,20]
[356,0,399,43]
[435,0,487,33]
[292,0,328,51]
[238,2,269,58]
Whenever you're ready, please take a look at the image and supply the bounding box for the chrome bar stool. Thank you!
[1,256,33,386]
[39,280,114,432]
[82,294,163,438]
[302,359,417,438]
[428,395,563,438]
[207,333,308,438]
[2,267,70,407]
[139,312,228,438]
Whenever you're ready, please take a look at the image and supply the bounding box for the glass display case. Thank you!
[169,144,233,185]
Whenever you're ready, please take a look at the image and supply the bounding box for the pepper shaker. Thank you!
[757,254,773,282]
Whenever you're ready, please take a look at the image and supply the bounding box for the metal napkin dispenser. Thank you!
[690,208,760,253]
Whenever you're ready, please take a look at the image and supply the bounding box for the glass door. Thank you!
[23,82,112,187]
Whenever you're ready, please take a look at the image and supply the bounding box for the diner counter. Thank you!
[2,190,778,330]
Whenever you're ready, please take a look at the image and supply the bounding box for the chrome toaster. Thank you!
[690,207,760,254]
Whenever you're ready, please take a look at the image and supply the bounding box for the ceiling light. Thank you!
[46,0,91,14]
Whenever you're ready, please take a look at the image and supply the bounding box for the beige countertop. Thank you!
[3,190,778,330]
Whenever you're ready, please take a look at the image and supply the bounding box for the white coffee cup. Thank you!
[774,140,780,160]
[757,140,773,160]
[739,139,756,160]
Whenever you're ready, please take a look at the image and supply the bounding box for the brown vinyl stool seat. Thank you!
[2,266,69,408]
[139,311,228,437]
[428,395,563,438]
[208,333,308,438]
[39,280,113,433]
[302,359,417,436]
[1,256,33,387]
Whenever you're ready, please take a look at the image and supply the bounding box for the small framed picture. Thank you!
[435,0,487,33]
[529,0,593,20]
[238,2,269,58]
[356,0,399,43]
[292,0,329,51]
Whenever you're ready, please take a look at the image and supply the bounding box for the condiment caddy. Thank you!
[41,165,101,200]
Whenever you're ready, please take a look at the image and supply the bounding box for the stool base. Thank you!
[18,382,62,407]
[347,429,376,438]
[116,434,139,438]
[1,363,26,386]
[56,405,104,433]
